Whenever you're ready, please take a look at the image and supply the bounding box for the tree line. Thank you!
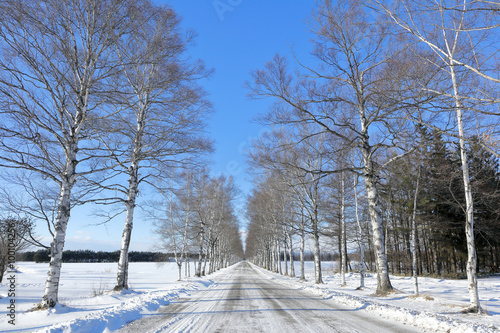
[0,0,243,308]
[244,0,500,314]
[17,250,185,263]
[381,130,500,277]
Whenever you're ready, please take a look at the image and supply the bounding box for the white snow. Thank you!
[0,261,498,332]
[264,262,499,333]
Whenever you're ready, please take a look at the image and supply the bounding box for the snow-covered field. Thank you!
[0,261,498,332]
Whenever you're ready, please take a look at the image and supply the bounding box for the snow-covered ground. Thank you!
[0,262,222,332]
[264,262,500,332]
[0,261,498,332]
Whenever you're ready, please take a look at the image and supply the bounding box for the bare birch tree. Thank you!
[0,0,133,308]
[103,2,212,291]
[374,0,499,312]
[152,171,200,281]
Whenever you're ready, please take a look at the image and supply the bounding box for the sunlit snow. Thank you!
[0,261,498,332]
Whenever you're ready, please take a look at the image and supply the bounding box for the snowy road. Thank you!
[117,261,424,333]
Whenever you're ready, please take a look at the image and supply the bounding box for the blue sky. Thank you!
[55,1,317,252]
[168,0,315,179]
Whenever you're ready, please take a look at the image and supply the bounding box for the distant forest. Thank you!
[17,250,176,263]
[16,250,342,264]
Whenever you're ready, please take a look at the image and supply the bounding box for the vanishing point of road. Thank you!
[117,261,425,333]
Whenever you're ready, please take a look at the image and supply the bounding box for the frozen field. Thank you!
[0,261,498,332]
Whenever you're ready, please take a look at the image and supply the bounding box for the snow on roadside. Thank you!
[0,262,222,333]
[2,261,499,332]
[251,263,499,333]
[33,282,212,333]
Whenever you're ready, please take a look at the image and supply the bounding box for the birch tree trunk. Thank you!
[450,64,480,313]
[179,205,191,279]
[353,175,365,289]
[360,125,393,294]
[287,229,295,277]
[312,215,323,284]
[299,218,306,281]
[277,238,282,275]
[273,241,277,273]
[43,175,75,307]
[411,166,421,295]
[283,235,288,276]
[196,223,205,277]
[202,246,208,276]
[340,171,347,287]
[115,165,139,290]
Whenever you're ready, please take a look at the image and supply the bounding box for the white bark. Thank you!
[202,246,208,276]
[340,171,347,287]
[451,65,481,312]
[312,205,323,284]
[196,223,205,277]
[287,228,295,278]
[277,238,282,275]
[313,228,322,284]
[299,214,306,281]
[42,177,74,307]
[359,105,393,294]
[115,165,138,290]
[353,175,365,289]
[274,241,278,273]
[364,171,392,294]
[283,237,288,276]
[179,198,191,279]
[411,166,421,295]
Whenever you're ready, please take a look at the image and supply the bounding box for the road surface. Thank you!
[117,261,425,332]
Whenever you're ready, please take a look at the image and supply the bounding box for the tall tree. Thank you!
[375,0,500,311]
[0,0,133,308]
[104,2,213,291]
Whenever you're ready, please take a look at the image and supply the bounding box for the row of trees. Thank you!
[0,0,243,308]
[17,250,168,263]
[154,170,244,281]
[244,0,500,314]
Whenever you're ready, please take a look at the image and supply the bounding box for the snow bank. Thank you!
[252,263,499,333]
[34,284,208,333]
[0,262,217,332]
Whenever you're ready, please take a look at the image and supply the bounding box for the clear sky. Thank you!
[47,1,318,252]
